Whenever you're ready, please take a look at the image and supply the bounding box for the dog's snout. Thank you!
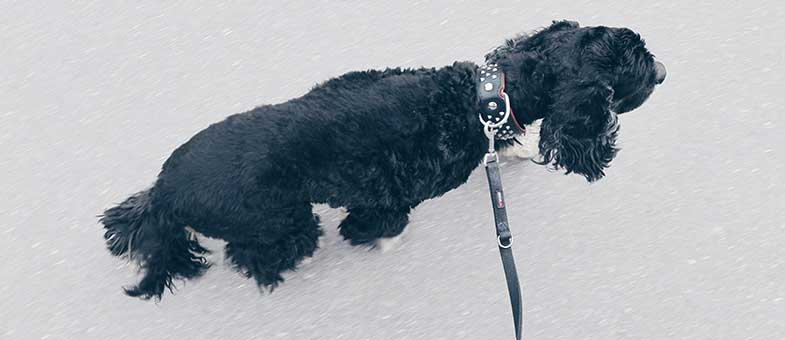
[655,61,667,84]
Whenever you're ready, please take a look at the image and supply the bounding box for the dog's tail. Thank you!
[100,188,210,300]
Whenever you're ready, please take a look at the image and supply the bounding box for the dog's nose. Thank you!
[655,61,667,84]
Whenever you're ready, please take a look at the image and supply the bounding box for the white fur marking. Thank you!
[375,234,404,253]
[503,119,542,159]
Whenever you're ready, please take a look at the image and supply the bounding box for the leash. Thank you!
[483,151,523,340]
[477,64,524,340]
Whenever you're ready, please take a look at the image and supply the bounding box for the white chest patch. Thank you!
[501,119,542,159]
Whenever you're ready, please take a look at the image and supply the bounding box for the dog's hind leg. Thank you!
[224,203,322,291]
[100,189,210,300]
[338,206,410,247]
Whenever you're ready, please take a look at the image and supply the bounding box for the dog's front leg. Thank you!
[338,206,410,247]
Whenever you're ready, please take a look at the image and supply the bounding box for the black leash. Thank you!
[484,153,523,340]
[477,63,524,340]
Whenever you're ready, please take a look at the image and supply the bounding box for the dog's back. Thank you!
[157,63,484,212]
[101,22,665,300]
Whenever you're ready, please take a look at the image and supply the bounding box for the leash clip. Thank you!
[484,121,497,149]
[481,120,498,166]
[483,151,498,166]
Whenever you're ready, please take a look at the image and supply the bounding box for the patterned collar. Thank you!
[476,63,525,140]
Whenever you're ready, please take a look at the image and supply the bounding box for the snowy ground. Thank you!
[2,1,784,339]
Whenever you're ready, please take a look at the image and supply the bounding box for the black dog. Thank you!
[101,21,666,300]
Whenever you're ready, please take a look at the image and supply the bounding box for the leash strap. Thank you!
[484,154,523,340]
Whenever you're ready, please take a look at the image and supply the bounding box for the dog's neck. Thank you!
[483,55,549,126]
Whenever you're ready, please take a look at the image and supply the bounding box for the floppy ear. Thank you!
[537,79,619,182]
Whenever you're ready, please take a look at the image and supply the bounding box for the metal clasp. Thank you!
[497,235,513,249]
[483,152,498,166]
[484,123,496,153]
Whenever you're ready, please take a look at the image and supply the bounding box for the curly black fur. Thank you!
[100,20,663,299]
[485,21,661,181]
[100,189,211,299]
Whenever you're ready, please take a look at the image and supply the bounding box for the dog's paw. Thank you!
[252,272,284,293]
[338,215,377,246]
[346,236,376,248]
[373,234,404,253]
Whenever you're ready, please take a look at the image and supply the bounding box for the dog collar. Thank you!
[477,64,525,140]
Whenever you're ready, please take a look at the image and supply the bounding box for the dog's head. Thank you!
[487,21,666,182]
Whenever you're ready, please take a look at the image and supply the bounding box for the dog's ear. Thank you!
[537,79,619,182]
